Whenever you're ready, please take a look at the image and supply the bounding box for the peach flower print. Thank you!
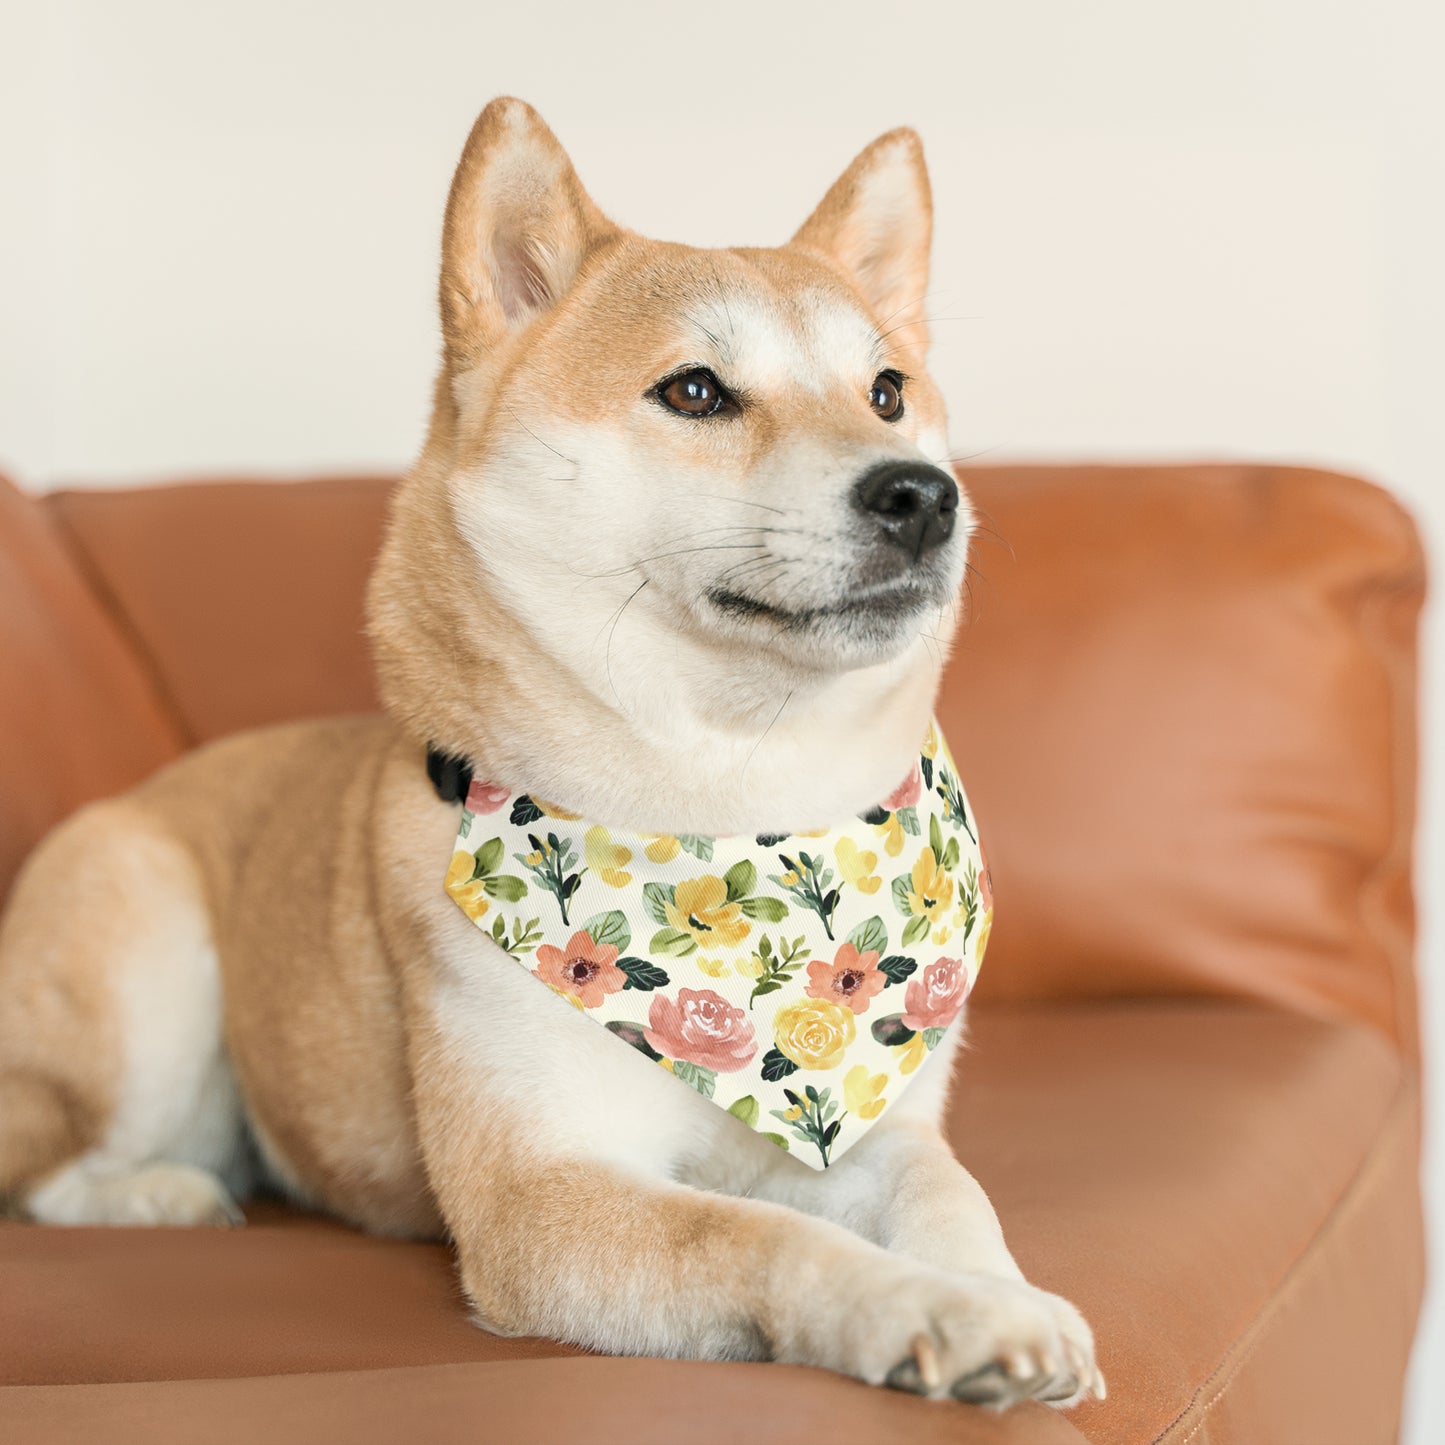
[901,955,971,1032]
[804,942,886,1015]
[883,762,922,812]
[645,988,758,1072]
[532,929,627,1009]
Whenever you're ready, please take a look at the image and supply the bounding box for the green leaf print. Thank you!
[473,836,505,877]
[878,955,916,986]
[481,874,528,902]
[846,915,888,956]
[727,1095,760,1128]
[582,909,632,953]
[649,927,697,958]
[723,859,758,902]
[772,1085,843,1167]
[901,914,930,948]
[642,882,673,926]
[605,1019,661,1060]
[760,1047,801,1081]
[672,1061,717,1098]
[739,895,788,922]
[871,1013,917,1046]
[616,956,669,990]
[891,875,913,917]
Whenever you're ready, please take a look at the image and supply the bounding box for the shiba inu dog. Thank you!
[0,98,1101,1408]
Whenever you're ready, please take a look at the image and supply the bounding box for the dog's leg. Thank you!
[412,1027,1094,1404]
[0,801,248,1225]
[747,1037,1104,1405]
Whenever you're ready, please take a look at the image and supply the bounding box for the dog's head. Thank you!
[371,99,969,823]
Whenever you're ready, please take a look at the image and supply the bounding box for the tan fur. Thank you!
[0,98,1101,1405]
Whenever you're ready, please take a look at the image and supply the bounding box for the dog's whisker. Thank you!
[741,687,794,781]
[571,541,772,581]
[693,493,797,517]
[600,578,650,707]
[501,402,580,469]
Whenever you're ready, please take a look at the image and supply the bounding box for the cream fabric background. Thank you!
[0,2,1440,1434]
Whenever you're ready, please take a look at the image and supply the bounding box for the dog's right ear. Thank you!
[439,98,616,368]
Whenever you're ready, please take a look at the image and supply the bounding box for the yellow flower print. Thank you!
[584,825,633,888]
[773,997,856,1071]
[875,812,905,857]
[736,951,767,980]
[696,955,729,978]
[783,1104,804,1121]
[931,923,955,946]
[444,850,490,923]
[665,874,750,950]
[835,837,881,895]
[534,796,582,821]
[905,847,954,924]
[644,834,681,864]
[975,909,993,962]
[844,1064,888,1120]
[894,1031,927,1075]
[922,723,940,761]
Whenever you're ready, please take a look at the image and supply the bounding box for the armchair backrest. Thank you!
[1,464,1422,1059]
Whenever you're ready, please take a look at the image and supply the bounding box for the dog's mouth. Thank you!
[705,577,938,630]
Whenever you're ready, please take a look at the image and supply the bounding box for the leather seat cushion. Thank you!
[1,1001,1421,1444]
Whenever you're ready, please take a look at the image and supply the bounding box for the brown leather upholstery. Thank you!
[0,476,183,901]
[0,464,1425,1444]
[47,476,390,745]
[946,465,1424,1063]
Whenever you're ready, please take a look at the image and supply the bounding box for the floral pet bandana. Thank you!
[443,722,990,1169]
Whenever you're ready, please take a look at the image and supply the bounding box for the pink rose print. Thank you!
[804,942,887,1015]
[901,956,971,1032]
[465,779,511,814]
[882,762,922,812]
[645,988,758,1073]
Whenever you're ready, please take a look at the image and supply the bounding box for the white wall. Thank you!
[1,0,1440,1433]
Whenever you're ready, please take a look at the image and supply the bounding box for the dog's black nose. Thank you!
[853,460,959,560]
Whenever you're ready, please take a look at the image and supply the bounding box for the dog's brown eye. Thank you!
[869,371,904,421]
[659,369,723,417]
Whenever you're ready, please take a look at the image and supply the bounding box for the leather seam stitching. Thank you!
[1151,1073,1414,1444]
[45,498,199,749]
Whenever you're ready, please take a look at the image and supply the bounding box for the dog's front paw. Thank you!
[823,1268,1104,1408]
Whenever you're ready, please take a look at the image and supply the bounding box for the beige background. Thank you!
[1,1,1441,1435]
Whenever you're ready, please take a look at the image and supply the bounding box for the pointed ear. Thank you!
[440,97,617,367]
[791,128,933,353]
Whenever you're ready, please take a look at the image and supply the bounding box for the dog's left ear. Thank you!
[791,129,933,353]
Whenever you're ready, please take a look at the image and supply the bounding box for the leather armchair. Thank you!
[0,462,1425,1444]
